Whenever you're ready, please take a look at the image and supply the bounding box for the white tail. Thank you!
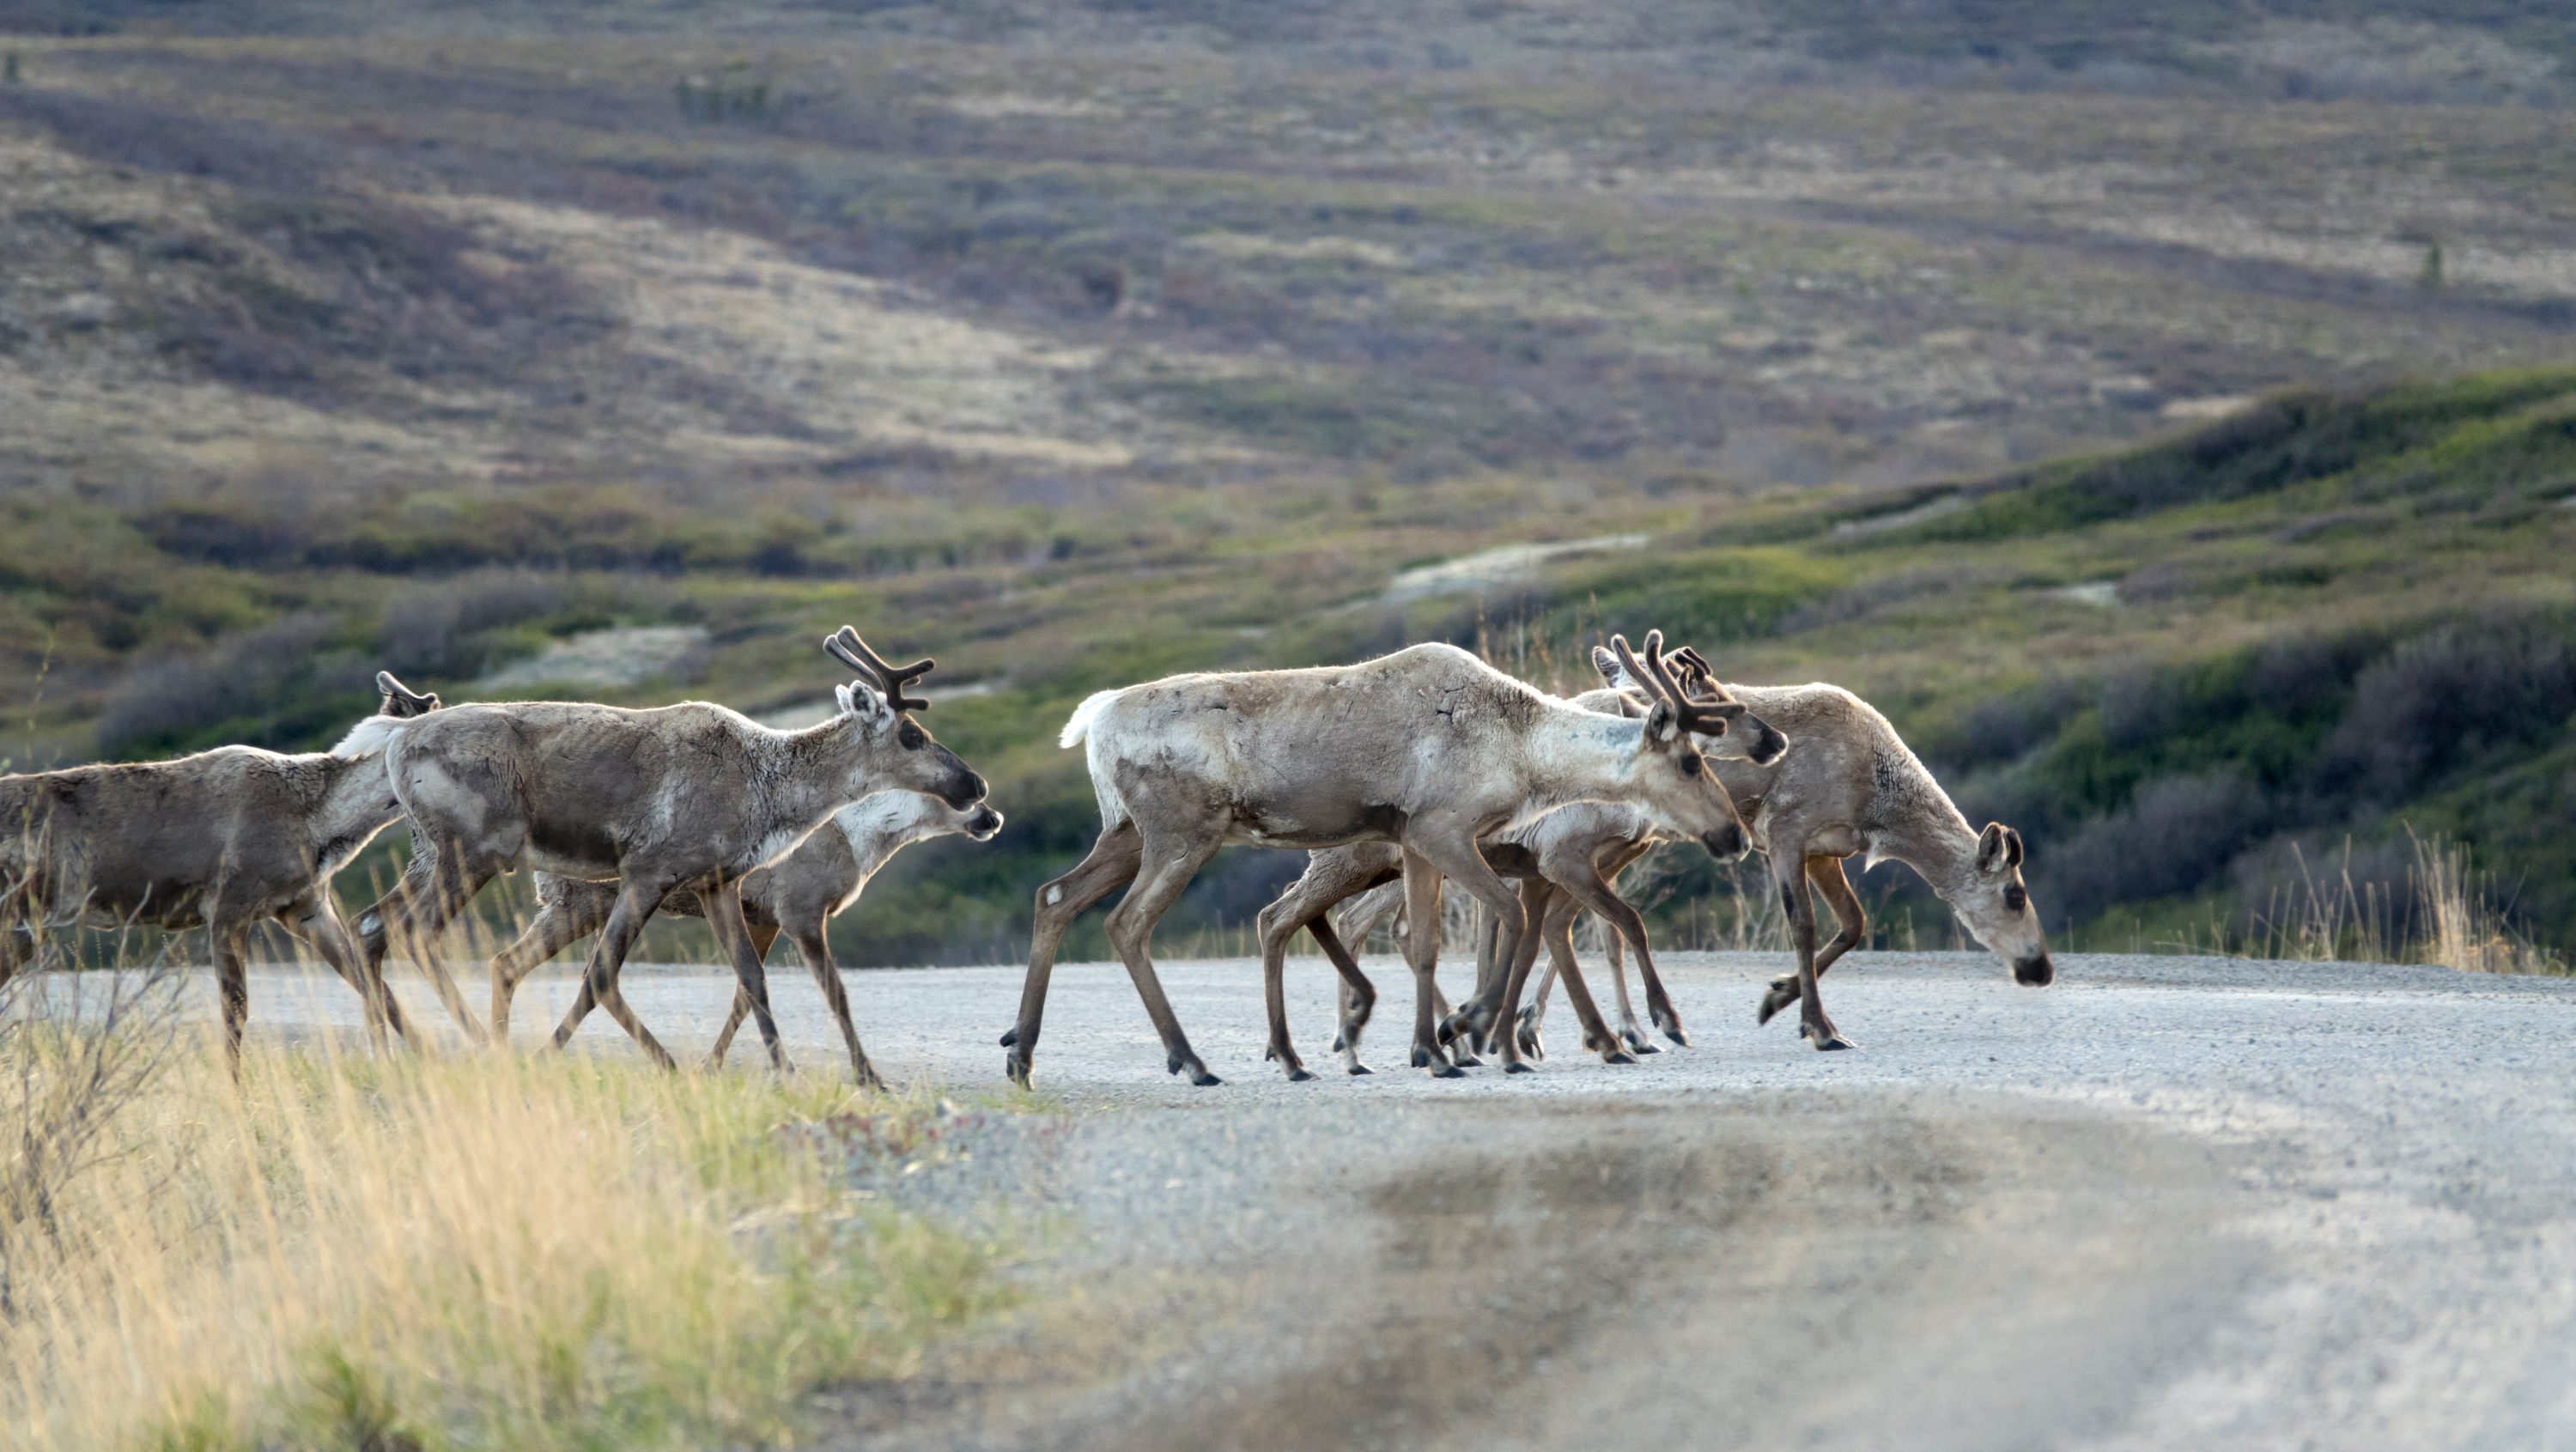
[1060,690,1121,750]
[330,714,410,760]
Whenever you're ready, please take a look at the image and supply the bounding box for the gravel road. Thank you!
[230,949,2576,1450]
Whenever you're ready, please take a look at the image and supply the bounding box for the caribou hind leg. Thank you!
[1533,887,1633,1065]
[1759,854,1866,1030]
[1255,853,1391,1082]
[362,842,495,1045]
[211,924,252,1075]
[1304,917,1378,1074]
[275,888,392,1053]
[1773,851,1852,1051]
[1005,823,1141,1087]
[1398,852,1461,1078]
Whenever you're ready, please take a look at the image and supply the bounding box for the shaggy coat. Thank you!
[0,673,440,1061]
[1009,637,1749,1086]
[361,630,985,1071]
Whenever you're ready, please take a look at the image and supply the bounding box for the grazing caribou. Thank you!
[1005,632,1748,1087]
[359,629,986,1071]
[485,791,1004,1085]
[1516,644,2053,1052]
[1253,647,1787,1077]
[0,673,441,1065]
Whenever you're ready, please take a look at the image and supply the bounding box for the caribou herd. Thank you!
[0,623,2053,1084]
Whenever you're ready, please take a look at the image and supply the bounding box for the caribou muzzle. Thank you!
[2014,951,2056,987]
[964,804,1005,840]
[940,766,990,811]
[1700,823,1749,860]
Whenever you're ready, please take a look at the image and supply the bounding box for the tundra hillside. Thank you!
[2,3,2573,962]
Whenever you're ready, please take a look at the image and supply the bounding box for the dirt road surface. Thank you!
[227,950,2576,1450]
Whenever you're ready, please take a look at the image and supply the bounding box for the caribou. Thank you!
[0,672,441,1065]
[1252,643,1788,1078]
[1510,644,2054,1052]
[484,790,1004,1085]
[1004,632,1749,1086]
[358,628,987,1071]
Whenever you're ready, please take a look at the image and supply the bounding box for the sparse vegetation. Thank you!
[0,1014,1024,1452]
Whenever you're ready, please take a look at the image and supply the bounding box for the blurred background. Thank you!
[2,0,2571,968]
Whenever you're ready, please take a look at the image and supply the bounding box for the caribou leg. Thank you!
[550,877,679,1070]
[1254,852,1393,1082]
[1558,843,1686,1051]
[1305,917,1378,1075]
[1398,851,1461,1078]
[1103,826,1224,1086]
[1759,854,1867,1028]
[706,921,783,1067]
[1532,887,1632,1064]
[485,894,602,1048]
[1773,849,1851,1051]
[1413,834,1538,1072]
[212,923,252,1076]
[275,887,392,1052]
[704,880,789,1073]
[1005,823,1141,1087]
[360,842,493,1045]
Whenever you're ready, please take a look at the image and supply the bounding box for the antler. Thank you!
[1610,630,1734,738]
[1666,645,1720,696]
[823,626,935,712]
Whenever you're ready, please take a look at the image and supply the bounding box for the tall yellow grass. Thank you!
[2178,830,2567,974]
[1,1030,1016,1451]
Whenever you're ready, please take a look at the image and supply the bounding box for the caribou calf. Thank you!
[0,673,440,1064]
[485,792,1004,1085]
[1006,633,1748,1087]
[361,629,986,1071]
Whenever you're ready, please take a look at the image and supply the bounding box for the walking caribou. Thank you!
[359,628,987,1071]
[1251,641,1788,1078]
[0,672,442,1065]
[1510,644,2054,1052]
[484,790,1004,1085]
[1004,632,1750,1086]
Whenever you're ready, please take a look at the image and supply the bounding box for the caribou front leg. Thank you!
[550,877,679,1070]
[1398,851,1461,1078]
[704,880,790,1074]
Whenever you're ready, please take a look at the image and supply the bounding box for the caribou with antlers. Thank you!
[359,628,986,1071]
[1005,631,1750,1086]
[1252,640,1787,1076]
[484,789,1004,1085]
[0,672,442,1065]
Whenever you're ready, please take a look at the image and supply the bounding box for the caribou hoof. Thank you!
[1621,1028,1660,1055]
[1804,1026,1856,1052]
[1190,1067,1224,1086]
[1285,1066,1315,1083]
[1756,979,1798,1026]
[1429,1062,1466,1079]
[1329,1032,1346,1052]
[1504,1060,1535,1076]
[1347,1062,1373,1076]
[1658,1018,1692,1048]
[1004,1054,1033,1088]
[1451,1048,1485,1068]
[999,1026,1019,1048]
[1517,1028,1545,1060]
[1605,1050,1637,1066]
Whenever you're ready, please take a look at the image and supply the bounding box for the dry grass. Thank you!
[0,1014,1022,1452]
[2172,830,2567,975]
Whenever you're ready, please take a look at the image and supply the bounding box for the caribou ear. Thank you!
[1643,698,1681,744]
[1977,822,2010,873]
[836,683,893,724]
[2004,826,2026,868]
[1591,645,1623,685]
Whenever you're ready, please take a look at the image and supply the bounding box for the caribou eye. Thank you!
[1679,752,1703,777]
[897,722,926,750]
[2004,884,2027,913]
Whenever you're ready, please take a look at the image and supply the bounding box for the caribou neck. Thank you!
[756,714,873,838]
[1511,705,1649,826]
[1863,783,1986,907]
